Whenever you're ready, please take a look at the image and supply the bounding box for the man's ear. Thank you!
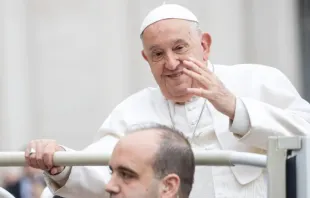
[201,32,212,61]
[141,50,148,62]
[160,174,180,198]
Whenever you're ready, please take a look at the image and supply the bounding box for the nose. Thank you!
[105,178,121,195]
[165,52,180,71]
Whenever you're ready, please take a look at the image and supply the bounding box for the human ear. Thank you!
[160,174,180,198]
[201,32,212,61]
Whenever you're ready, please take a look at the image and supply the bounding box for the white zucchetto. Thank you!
[140,4,199,35]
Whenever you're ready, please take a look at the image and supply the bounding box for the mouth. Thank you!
[167,72,183,78]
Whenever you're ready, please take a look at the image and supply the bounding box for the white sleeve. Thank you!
[229,98,251,135]
[44,109,127,198]
[44,135,120,198]
[40,187,54,198]
[234,68,310,150]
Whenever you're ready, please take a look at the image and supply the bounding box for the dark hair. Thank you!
[127,123,195,198]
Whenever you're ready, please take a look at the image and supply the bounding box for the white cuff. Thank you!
[229,98,251,136]
[47,166,71,184]
[44,145,74,187]
[43,165,72,194]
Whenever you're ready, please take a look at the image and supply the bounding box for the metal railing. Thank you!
[0,150,267,167]
[0,136,308,198]
[0,150,267,198]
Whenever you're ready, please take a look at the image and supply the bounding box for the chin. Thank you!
[159,80,194,103]
[163,91,193,103]
[173,95,193,103]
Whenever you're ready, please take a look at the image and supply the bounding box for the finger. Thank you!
[183,68,209,87]
[43,143,57,170]
[24,142,33,166]
[183,60,206,75]
[36,141,48,170]
[188,57,209,71]
[29,142,39,168]
[186,87,212,98]
[50,166,64,175]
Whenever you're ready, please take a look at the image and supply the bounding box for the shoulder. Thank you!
[113,87,163,112]
[214,63,282,76]
[103,87,164,124]
[96,87,164,138]
[213,63,287,83]
[212,62,301,100]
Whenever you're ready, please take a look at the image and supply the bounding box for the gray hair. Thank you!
[126,123,195,198]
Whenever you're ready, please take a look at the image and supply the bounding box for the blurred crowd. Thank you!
[0,166,45,198]
[0,161,64,198]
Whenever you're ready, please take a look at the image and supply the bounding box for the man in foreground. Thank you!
[26,3,310,198]
[105,124,194,198]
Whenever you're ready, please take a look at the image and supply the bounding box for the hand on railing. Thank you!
[25,139,65,175]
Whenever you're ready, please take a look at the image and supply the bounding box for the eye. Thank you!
[175,45,184,50]
[174,45,188,53]
[151,51,164,62]
[153,51,163,57]
[119,171,133,180]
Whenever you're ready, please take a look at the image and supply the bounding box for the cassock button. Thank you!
[191,120,197,126]
[187,105,196,111]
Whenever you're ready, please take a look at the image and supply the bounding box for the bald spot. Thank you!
[109,129,163,174]
[118,129,161,155]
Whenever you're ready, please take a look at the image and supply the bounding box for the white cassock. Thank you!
[40,187,54,198]
[42,63,310,198]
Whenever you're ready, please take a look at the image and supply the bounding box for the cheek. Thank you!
[150,64,164,78]
[122,182,154,197]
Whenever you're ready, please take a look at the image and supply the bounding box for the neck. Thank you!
[170,96,198,105]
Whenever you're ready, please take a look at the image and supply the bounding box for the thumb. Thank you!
[49,166,64,175]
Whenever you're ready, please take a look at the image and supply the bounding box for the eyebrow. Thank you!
[109,165,139,177]
[149,45,160,51]
[148,39,188,51]
[173,39,187,45]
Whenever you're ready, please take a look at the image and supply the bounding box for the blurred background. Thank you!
[0,0,309,196]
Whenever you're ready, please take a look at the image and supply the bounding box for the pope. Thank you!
[26,3,310,198]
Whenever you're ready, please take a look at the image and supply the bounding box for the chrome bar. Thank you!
[0,150,267,167]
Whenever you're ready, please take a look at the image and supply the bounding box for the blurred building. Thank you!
[299,0,310,100]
